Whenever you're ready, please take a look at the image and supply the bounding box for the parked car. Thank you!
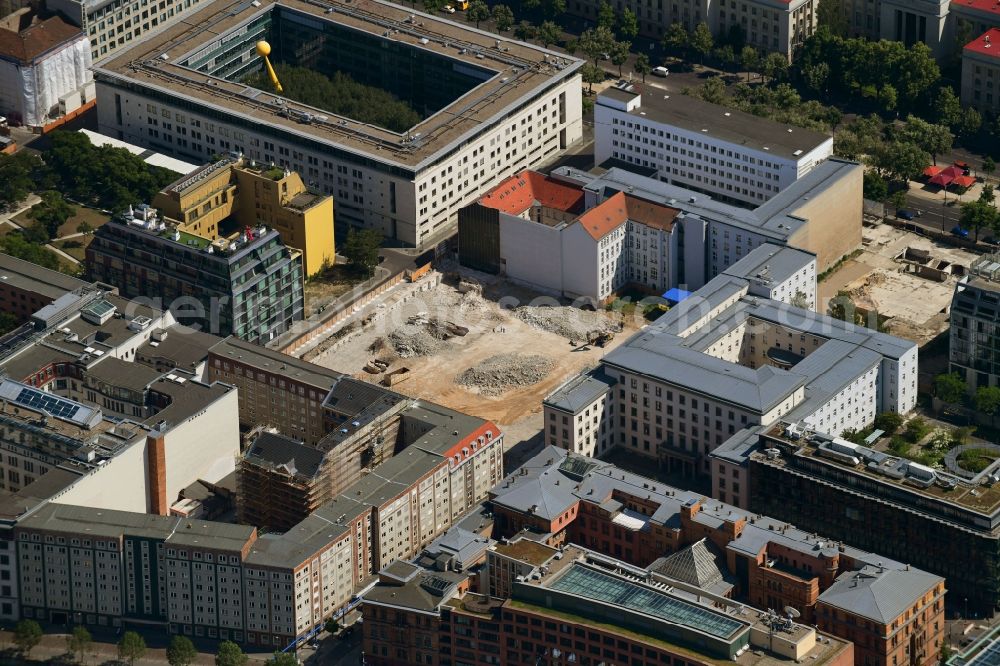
[951,225,970,238]
[984,235,998,245]
[441,4,455,11]
[652,66,669,77]
[896,209,915,221]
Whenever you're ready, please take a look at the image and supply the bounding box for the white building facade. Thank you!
[594,85,833,209]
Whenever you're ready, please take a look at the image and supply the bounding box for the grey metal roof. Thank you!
[818,564,943,624]
[363,569,466,612]
[598,87,831,161]
[544,367,616,413]
[0,252,89,299]
[603,332,807,413]
[244,431,325,480]
[209,336,342,391]
[722,244,815,287]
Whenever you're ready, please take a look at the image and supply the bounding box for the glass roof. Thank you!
[549,565,744,640]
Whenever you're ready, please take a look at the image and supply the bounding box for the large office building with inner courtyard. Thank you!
[92,0,583,249]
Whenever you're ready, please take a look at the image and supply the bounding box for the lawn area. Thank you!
[56,206,110,239]
[12,203,109,239]
[958,448,998,474]
[54,239,87,262]
[304,263,370,316]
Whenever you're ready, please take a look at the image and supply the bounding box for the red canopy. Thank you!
[929,166,967,187]
[923,165,943,178]
[953,175,976,188]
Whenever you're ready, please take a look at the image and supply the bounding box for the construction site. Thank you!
[819,223,980,346]
[307,270,636,446]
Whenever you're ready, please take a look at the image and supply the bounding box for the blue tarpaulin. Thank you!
[662,288,692,305]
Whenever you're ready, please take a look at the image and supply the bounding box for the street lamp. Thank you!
[964,597,968,620]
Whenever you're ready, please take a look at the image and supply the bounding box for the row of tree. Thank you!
[12,618,301,666]
[245,65,422,133]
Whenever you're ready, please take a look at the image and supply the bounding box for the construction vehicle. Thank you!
[255,41,283,93]
[588,331,615,348]
[455,0,469,9]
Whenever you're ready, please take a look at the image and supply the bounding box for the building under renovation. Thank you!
[0,8,93,127]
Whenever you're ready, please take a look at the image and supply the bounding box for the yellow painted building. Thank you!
[152,158,335,276]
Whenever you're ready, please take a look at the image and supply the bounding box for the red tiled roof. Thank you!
[965,28,1000,59]
[478,170,585,215]
[577,192,629,240]
[574,192,681,240]
[954,0,1000,16]
[0,15,82,65]
[623,195,680,232]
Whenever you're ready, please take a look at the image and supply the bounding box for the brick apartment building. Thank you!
[362,540,857,666]
[482,447,945,666]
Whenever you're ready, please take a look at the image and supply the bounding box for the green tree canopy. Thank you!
[0,151,42,212]
[118,631,147,666]
[269,653,299,666]
[245,65,421,133]
[167,635,198,666]
[901,116,953,165]
[492,4,514,31]
[934,372,967,404]
[0,232,63,271]
[13,619,42,656]
[761,51,788,83]
[342,228,383,277]
[690,21,714,63]
[28,190,75,241]
[817,0,847,35]
[541,0,565,16]
[610,40,631,77]
[618,7,638,40]
[796,32,940,115]
[863,172,889,202]
[873,141,930,183]
[215,640,249,666]
[67,626,92,664]
[537,20,560,46]
[466,0,490,27]
[739,45,758,80]
[960,199,997,241]
[662,23,688,53]
[873,412,904,434]
[514,20,538,42]
[580,26,615,64]
[44,131,178,213]
[984,156,996,181]
[633,52,651,82]
[581,62,605,93]
[597,1,615,30]
[976,386,1000,417]
[933,86,962,129]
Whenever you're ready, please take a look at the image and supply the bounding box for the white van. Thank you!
[652,66,669,77]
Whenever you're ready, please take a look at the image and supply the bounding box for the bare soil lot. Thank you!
[819,224,980,345]
[310,272,642,447]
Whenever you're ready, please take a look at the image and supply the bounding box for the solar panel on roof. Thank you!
[14,387,82,420]
[549,565,744,639]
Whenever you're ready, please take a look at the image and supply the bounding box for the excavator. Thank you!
[255,41,283,93]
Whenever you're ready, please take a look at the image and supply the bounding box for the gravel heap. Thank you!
[456,353,554,397]
[514,305,621,341]
[388,324,444,357]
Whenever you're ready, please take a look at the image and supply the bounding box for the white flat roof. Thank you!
[79,129,198,175]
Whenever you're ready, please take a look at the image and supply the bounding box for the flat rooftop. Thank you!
[598,87,830,161]
[758,423,1000,529]
[0,252,89,301]
[492,537,557,566]
[209,336,341,391]
[95,0,581,171]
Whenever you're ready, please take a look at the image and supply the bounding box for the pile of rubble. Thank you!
[386,314,469,358]
[514,305,621,341]
[456,353,554,397]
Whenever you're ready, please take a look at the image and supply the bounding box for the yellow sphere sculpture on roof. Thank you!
[255,40,283,93]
